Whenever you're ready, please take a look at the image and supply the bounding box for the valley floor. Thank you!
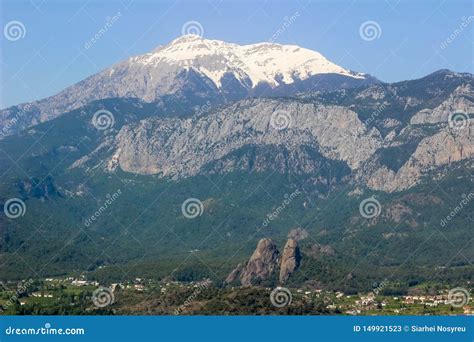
[1,277,472,316]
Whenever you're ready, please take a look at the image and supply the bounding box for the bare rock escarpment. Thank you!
[279,238,301,283]
[225,237,302,286]
[239,238,280,286]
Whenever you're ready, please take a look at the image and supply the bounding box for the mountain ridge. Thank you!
[0,35,374,138]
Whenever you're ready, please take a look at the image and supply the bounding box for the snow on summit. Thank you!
[0,34,371,136]
[129,34,365,88]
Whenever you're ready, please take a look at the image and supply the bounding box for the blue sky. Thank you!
[1,0,473,108]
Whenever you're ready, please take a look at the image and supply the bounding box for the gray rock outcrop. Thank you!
[224,263,243,284]
[279,239,301,283]
[287,228,309,241]
[225,237,303,286]
[97,99,382,178]
[410,84,474,125]
[366,127,473,192]
[239,238,280,286]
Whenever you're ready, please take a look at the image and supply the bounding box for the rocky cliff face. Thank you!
[91,99,382,179]
[410,84,474,125]
[224,263,243,284]
[239,238,280,286]
[279,239,301,283]
[79,78,473,193]
[365,124,473,192]
[226,237,302,286]
[5,67,472,196]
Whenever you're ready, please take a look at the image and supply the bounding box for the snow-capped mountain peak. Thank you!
[129,34,365,88]
[0,35,373,137]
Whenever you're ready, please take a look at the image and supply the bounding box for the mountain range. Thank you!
[0,35,374,137]
[0,36,472,292]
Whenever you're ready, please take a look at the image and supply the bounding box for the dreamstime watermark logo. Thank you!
[268,11,300,43]
[440,192,473,227]
[3,198,26,219]
[1,104,32,138]
[365,102,387,126]
[92,287,114,308]
[5,323,85,336]
[0,278,33,313]
[84,12,122,49]
[4,20,26,41]
[440,16,474,50]
[181,198,204,219]
[448,112,470,131]
[270,287,292,308]
[359,196,382,219]
[194,101,212,116]
[181,21,204,37]
[174,279,211,315]
[447,287,470,307]
[270,109,292,130]
[372,279,388,296]
[359,20,382,41]
[261,189,301,229]
[84,189,122,227]
[91,109,115,130]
